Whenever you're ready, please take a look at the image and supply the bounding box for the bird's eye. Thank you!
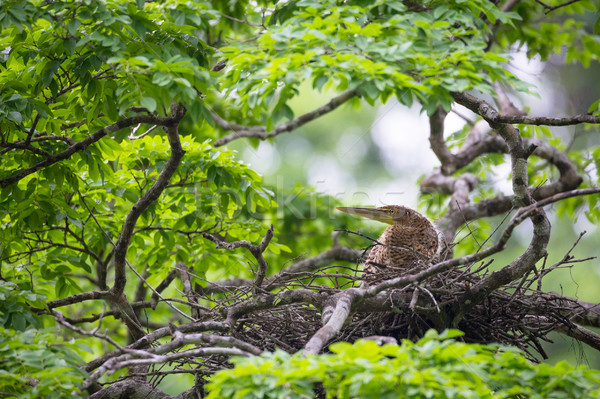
[388,209,396,214]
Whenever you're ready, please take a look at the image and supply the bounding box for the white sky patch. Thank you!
[307,156,357,195]
[243,142,281,174]
[490,161,514,195]
[371,101,440,177]
[506,46,557,115]
[335,128,368,164]
[281,136,313,165]
[447,104,477,132]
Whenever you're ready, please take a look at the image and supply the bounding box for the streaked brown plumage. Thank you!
[337,205,440,283]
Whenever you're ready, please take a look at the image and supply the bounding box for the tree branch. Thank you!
[46,290,109,309]
[304,289,362,355]
[225,288,322,325]
[450,91,551,323]
[201,224,274,292]
[428,106,454,166]
[213,89,359,146]
[111,102,186,297]
[451,91,600,126]
[175,262,202,319]
[85,321,229,373]
[0,113,173,189]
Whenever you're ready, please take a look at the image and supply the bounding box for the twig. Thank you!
[176,261,203,319]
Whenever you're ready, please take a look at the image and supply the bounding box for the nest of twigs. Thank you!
[192,258,585,371]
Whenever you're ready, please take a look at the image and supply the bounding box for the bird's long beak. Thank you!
[336,207,394,224]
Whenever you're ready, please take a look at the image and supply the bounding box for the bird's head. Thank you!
[336,205,423,225]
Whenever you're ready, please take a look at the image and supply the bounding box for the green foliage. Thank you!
[218,0,526,118]
[0,327,88,398]
[497,0,600,66]
[0,0,599,396]
[206,329,600,399]
[0,133,274,295]
[0,281,46,330]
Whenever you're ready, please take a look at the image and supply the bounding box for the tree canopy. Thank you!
[1,0,600,397]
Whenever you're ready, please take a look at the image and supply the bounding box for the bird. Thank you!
[337,205,440,283]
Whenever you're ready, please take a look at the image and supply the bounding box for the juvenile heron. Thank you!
[337,205,440,283]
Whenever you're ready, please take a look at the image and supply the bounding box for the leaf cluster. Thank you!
[206,329,600,399]
[0,327,88,398]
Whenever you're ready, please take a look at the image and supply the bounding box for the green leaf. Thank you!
[63,38,76,55]
[41,60,60,87]
[140,97,157,112]
[588,98,600,113]
[67,19,81,35]
[7,111,22,123]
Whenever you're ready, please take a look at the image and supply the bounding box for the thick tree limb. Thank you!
[424,94,583,245]
[103,102,186,342]
[111,102,186,297]
[213,89,359,146]
[427,91,583,244]
[428,106,453,166]
[304,289,362,355]
[449,91,551,324]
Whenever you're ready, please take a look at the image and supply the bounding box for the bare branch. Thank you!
[85,321,229,373]
[175,261,202,319]
[46,290,109,309]
[0,140,51,157]
[226,288,322,325]
[304,289,362,354]
[214,89,359,146]
[535,0,582,14]
[451,91,600,127]
[201,225,274,291]
[54,311,122,349]
[449,91,552,322]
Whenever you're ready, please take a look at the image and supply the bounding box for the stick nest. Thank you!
[197,263,584,367]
